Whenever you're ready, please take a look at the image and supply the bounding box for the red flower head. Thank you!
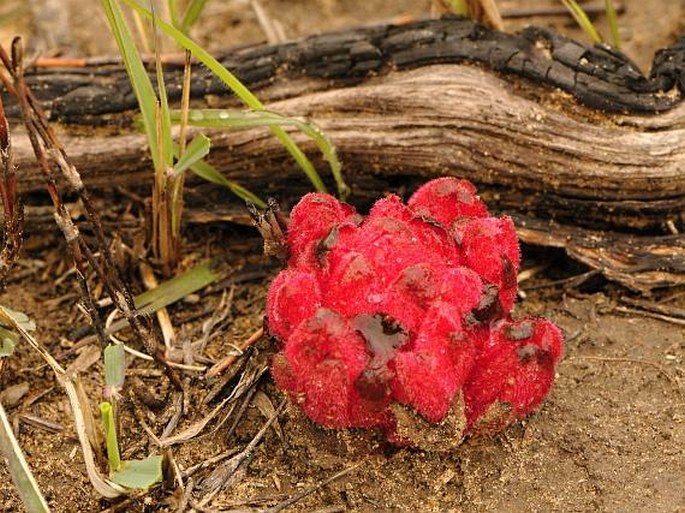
[266,178,563,449]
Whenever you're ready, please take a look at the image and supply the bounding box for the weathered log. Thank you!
[7,17,684,120]
[4,19,684,292]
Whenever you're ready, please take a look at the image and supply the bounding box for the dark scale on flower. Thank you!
[266,178,564,450]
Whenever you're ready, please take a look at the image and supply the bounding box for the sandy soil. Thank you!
[0,1,683,512]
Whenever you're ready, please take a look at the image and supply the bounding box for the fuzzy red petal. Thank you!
[463,317,564,435]
[287,193,357,261]
[282,308,369,428]
[266,269,322,342]
[408,177,489,228]
[457,216,520,312]
[392,303,476,423]
[322,250,384,318]
[439,266,486,318]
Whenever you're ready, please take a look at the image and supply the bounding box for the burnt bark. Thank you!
[6,17,684,121]
[3,18,684,292]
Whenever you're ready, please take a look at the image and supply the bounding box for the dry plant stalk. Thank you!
[465,0,504,30]
[0,95,23,287]
[0,37,182,390]
[433,0,504,30]
[0,305,127,499]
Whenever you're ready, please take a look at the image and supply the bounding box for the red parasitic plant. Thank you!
[266,177,564,450]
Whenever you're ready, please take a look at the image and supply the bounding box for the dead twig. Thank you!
[206,327,265,378]
[157,368,251,447]
[250,0,287,44]
[0,93,23,289]
[613,306,685,327]
[181,448,241,479]
[175,476,194,513]
[198,398,287,505]
[520,269,602,291]
[0,38,110,347]
[209,365,268,438]
[618,297,685,320]
[1,37,186,393]
[17,413,63,433]
[263,463,362,513]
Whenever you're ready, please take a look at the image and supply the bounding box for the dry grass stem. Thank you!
[250,0,287,43]
[140,261,176,349]
[198,399,286,505]
[206,327,265,378]
[614,306,685,326]
[263,463,362,513]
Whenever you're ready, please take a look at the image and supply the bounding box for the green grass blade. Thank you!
[121,0,334,196]
[175,109,348,199]
[604,0,621,48]
[100,402,121,472]
[561,0,603,44]
[167,0,179,28]
[173,133,211,175]
[100,0,161,171]
[180,0,209,33]
[0,402,50,512]
[134,259,223,313]
[186,159,267,208]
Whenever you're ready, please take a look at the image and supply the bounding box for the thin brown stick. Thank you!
[0,94,23,288]
[619,298,685,320]
[0,39,110,348]
[263,463,362,513]
[181,448,241,479]
[521,269,602,291]
[198,399,287,505]
[206,327,265,378]
[175,476,194,513]
[613,306,685,327]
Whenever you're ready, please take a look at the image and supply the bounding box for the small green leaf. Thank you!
[109,455,164,490]
[134,259,221,313]
[173,133,211,175]
[0,307,36,332]
[104,344,126,390]
[0,328,17,357]
[0,307,34,358]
